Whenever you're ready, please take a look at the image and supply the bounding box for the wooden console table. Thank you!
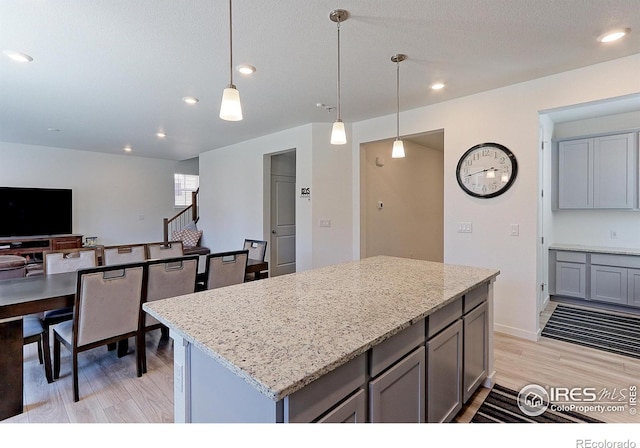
[0,234,83,264]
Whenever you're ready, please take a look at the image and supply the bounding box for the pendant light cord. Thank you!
[336,20,341,120]
[228,0,234,87]
[396,60,400,140]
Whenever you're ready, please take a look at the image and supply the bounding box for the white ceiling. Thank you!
[1,1,639,161]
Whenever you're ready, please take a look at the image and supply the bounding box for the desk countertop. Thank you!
[143,256,499,401]
[549,244,640,256]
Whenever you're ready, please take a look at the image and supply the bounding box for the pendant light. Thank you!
[219,0,243,121]
[329,9,348,145]
[391,54,406,158]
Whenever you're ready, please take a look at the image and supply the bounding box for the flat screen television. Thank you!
[0,187,73,238]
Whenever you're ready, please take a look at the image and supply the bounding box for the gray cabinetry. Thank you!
[317,388,366,423]
[426,318,463,423]
[590,265,628,305]
[463,301,488,403]
[553,251,587,299]
[627,269,640,308]
[558,138,592,208]
[550,248,640,309]
[557,133,637,210]
[369,346,425,423]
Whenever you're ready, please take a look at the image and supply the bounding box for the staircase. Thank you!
[163,188,210,256]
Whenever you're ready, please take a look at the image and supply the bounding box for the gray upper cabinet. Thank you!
[558,138,592,208]
[557,132,637,210]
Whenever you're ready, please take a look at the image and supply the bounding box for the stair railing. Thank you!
[163,188,199,242]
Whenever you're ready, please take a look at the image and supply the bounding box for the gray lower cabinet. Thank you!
[551,249,640,309]
[590,265,628,305]
[426,319,463,423]
[317,388,366,423]
[369,346,426,423]
[463,301,488,403]
[628,269,640,308]
[555,261,587,299]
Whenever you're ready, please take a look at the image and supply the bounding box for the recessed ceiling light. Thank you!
[2,50,33,62]
[598,28,631,43]
[123,146,132,152]
[47,128,61,132]
[156,132,167,138]
[182,96,199,104]
[236,64,256,75]
[431,82,446,90]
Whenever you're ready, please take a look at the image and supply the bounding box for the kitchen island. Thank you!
[143,256,499,423]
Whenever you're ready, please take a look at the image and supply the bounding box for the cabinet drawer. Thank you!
[286,353,366,423]
[370,319,425,378]
[591,254,640,269]
[427,297,462,338]
[555,251,586,263]
[463,283,488,313]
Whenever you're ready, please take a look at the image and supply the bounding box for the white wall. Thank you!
[198,123,353,273]
[352,54,640,340]
[361,139,444,261]
[0,142,178,245]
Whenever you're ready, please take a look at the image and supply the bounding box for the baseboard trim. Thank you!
[493,323,538,341]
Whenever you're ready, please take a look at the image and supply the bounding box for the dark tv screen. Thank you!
[0,187,72,238]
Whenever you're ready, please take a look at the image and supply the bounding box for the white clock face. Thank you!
[456,143,517,198]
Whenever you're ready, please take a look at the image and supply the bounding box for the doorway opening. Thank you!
[268,150,296,276]
[360,130,444,261]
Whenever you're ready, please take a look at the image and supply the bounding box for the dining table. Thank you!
[0,271,76,421]
[0,257,269,421]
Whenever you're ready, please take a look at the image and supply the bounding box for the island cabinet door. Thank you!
[368,346,426,423]
[317,388,366,423]
[426,319,463,423]
[463,301,488,403]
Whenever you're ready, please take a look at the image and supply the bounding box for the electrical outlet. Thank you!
[510,224,519,236]
[610,230,618,239]
[457,222,472,233]
[319,219,331,227]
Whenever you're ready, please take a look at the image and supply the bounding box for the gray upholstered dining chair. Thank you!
[44,248,98,274]
[141,255,198,372]
[103,244,147,266]
[52,262,147,402]
[146,241,184,260]
[242,239,267,281]
[39,248,100,371]
[204,250,248,290]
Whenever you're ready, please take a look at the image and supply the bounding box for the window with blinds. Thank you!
[174,173,199,207]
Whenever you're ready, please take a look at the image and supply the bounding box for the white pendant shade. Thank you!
[392,139,405,158]
[331,120,347,145]
[219,86,243,121]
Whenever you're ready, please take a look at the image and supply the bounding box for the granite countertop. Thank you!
[549,244,640,256]
[143,255,499,401]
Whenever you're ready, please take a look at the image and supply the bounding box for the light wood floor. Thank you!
[3,300,640,424]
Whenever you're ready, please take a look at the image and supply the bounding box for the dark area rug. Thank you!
[541,304,640,359]
[471,384,603,423]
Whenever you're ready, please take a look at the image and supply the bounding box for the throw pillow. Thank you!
[181,229,202,247]
[172,229,184,241]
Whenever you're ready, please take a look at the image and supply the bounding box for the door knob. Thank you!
[271,230,276,234]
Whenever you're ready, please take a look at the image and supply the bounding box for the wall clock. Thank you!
[455,142,518,198]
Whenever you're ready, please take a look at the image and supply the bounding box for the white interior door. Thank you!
[270,174,296,276]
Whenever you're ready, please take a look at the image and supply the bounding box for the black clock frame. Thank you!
[455,142,518,199]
